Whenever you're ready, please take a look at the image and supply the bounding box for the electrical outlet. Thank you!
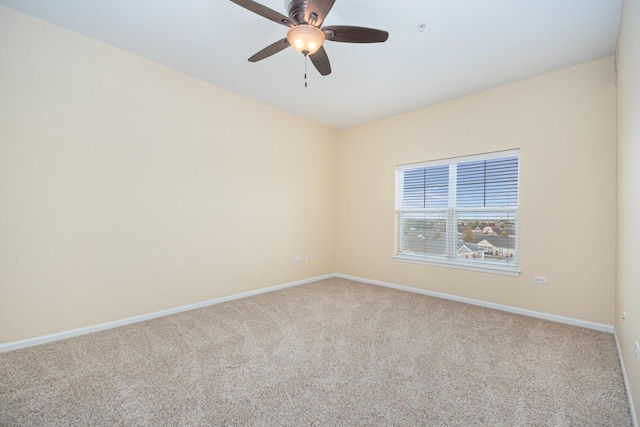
[533,276,548,285]
[622,312,626,321]
[635,341,640,363]
[294,256,301,262]
[305,255,312,261]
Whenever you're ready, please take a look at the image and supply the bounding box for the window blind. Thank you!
[456,156,519,208]
[395,150,520,275]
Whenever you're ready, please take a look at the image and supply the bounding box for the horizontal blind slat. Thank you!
[402,164,449,209]
[456,156,518,207]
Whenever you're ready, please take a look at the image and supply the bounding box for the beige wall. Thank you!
[336,57,617,326]
[616,0,640,420]
[0,7,337,344]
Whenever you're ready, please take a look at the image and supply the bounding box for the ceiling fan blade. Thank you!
[310,46,331,76]
[322,26,389,43]
[305,0,336,27]
[229,0,293,27]
[248,38,290,62]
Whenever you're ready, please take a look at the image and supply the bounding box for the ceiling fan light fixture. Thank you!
[286,25,325,56]
[231,0,389,77]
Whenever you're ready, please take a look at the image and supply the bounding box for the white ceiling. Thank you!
[0,0,623,129]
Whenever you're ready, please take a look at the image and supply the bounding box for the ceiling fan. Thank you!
[230,0,389,76]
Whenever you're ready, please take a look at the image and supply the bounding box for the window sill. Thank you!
[393,254,521,276]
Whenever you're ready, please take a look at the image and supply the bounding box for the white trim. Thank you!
[336,273,614,333]
[0,272,617,354]
[0,274,334,353]
[395,150,520,275]
[615,329,639,427]
[393,254,521,276]
[2,273,631,420]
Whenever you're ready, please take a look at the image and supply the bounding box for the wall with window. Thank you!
[336,56,616,325]
[0,7,337,344]
[616,0,640,420]
[0,5,620,352]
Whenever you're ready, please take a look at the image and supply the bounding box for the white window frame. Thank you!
[394,150,520,276]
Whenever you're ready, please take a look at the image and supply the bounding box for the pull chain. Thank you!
[304,55,308,88]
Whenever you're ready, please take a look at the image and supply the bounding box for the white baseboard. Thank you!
[335,273,615,333]
[0,272,615,353]
[3,272,630,420]
[0,274,335,353]
[615,330,639,427]
[2,272,633,422]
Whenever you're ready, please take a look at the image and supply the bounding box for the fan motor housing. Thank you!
[285,0,313,25]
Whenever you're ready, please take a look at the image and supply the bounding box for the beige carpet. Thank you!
[0,278,632,426]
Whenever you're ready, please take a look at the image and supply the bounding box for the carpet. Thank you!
[0,278,632,426]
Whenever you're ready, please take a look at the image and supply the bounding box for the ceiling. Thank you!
[0,0,623,129]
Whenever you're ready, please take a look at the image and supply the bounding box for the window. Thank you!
[394,150,520,275]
